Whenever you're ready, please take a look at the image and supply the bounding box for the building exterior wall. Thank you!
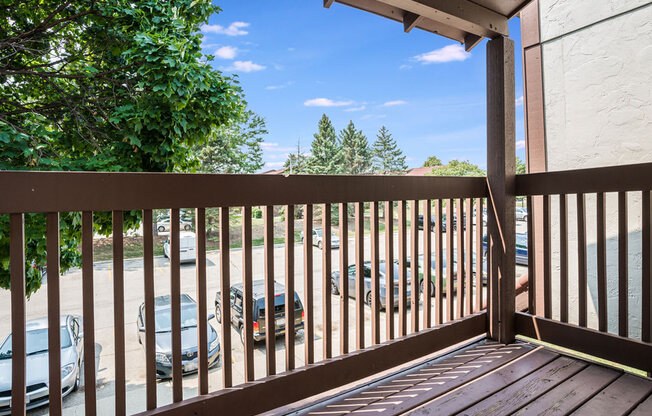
[527,1,652,338]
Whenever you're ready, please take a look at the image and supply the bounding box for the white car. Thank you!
[163,232,196,263]
[301,228,340,250]
[157,218,193,232]
[516,207,528,221]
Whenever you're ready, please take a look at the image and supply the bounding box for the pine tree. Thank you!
[373,126,408,174]
[340,120,373,174]
[284,138,309,174]
[306,114,343,174]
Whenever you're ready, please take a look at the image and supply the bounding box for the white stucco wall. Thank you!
[538,1,652,338]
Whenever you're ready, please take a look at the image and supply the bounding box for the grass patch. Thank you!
[517,335,648,377]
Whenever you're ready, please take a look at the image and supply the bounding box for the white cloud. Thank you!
[224,60,266,72]
[214,46,237,59]
[414,44,470,64]
[515,96,524,106]
[202,22,250,36]
[382,100,407,107]
[304,98,354,107]
[344,105,366,112]
[266,81,294,90]
[516,140,526,150]
[261,142,280,149]
[399,64,412,70]
[261,142,296,152]
[264,161,284,168]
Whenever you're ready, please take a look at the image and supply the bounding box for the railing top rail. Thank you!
[515,162,652,196]
[0,171,487,213]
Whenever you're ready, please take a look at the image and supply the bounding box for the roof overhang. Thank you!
[325,0,532,51]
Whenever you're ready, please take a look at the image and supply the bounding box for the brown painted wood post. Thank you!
[486,36,516,344]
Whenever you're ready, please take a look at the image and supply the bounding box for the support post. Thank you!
[486,36,516,343]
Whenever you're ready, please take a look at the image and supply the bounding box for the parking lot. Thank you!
[0,224,527,415]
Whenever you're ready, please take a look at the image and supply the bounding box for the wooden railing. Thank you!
[0,171,489,416]
[515,162,652,374]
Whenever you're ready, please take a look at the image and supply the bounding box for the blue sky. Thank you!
[201,1,526,171]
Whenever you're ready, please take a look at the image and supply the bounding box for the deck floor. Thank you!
[292,339,652,416]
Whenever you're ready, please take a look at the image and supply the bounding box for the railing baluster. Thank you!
[112,210,126,414]
[242,207,254,381]
[321,203,332,358]
[195,208,208,394]
[47,213,62,416]
[456,199,464,318]
[371,201,380,344]
[219,207,232,387]
[355,202,365,348]
[303,204,314,364]
[642,191,650,343]
[543,195,552,319]
[423,200,432,328]
[398,200,407,336]
[618,192,628,338]
[446,199,454,322]
[384,201,394,340]
[577,194,587,327]
[526,197,534,314]
[10,213,26,416]
[339,203,349,353]
[597,193,607,332]
[559,195,568,323]
[410,200,419,333]
[435,200,443,324]
[476,198,484,313]
[285,205,295,371]
[142,209,157,409]
[465,198,473,316]
[170,208,183,401]
[81,211,97,415]
[264,205,276,375]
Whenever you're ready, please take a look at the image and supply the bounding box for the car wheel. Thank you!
[239,324,245,344]
[158,226,165,232]
[365,291,372,306]
[331,279,339,295]
[215,305,221,323]
[73,362,81,391]
[317,240,323,250]
[184,224,191,231]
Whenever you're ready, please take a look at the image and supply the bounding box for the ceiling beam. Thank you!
[403,11,422,33]
[375,0,509,38]
[464,33,482,51]
[324,0,335,8]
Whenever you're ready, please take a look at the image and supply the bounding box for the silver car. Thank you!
[0,315,84,414]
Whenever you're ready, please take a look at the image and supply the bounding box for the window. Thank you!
[235,294,243,309]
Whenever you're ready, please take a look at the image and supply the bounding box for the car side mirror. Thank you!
[77,332,84,341]
[208,314,215,321]
[139,326,146,332]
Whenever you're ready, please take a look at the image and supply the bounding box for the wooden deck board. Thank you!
[512,365,620,416]
[572,373,652,416]
[293,340,652,416]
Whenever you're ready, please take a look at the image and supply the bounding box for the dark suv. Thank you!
[215,280,304,343]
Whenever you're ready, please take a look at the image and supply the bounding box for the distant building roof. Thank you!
[405,165,445,176]
[260,167,287,175]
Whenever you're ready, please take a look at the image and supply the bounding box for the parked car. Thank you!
[417,214,455,232]
[215,280,304,343]
[0,315,83,414]
[515,207,528,221]
[157,217,193,232]
[300,228,340,249]
[409,251,487,297]
[331,260,412,309]
[163,231,196,263]
[137,294,220,379]
[483,232,528,265]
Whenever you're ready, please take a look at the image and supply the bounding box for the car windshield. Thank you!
[315,230,322,236]
[0,327,71,359]
[155,305,197,333]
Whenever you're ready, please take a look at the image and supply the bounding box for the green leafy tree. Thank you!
[0,1,244,295]
[306,114,342,174]
[340,120,372,175]
[372,126,407,174]
[427,160,486,177]
[516,156,527,174]
[196,110,265,174]
[423,155,443,167]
